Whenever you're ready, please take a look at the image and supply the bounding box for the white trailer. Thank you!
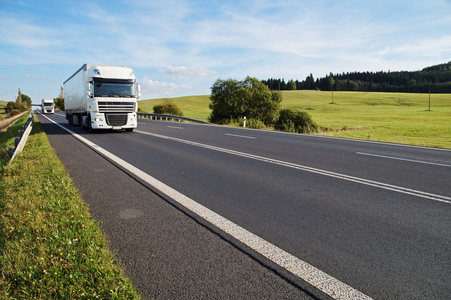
[41,98,55,114]
[63,64,140,132]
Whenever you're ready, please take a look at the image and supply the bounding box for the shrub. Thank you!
[275,109,318,133]
[9,109,21,117]
[153,102,184,116]
[246,118,266,129]
[5,102,27,114]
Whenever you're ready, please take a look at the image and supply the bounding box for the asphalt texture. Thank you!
[37,112,451,299]
[38,114,327,299]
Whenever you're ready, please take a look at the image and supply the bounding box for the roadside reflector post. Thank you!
[243,116,246,128]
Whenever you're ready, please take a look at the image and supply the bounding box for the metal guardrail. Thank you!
[7,112,34,164]
[137,113,212,125]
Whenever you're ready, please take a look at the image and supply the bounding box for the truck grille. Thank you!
[105,114,128,126]
[98,101,135,113]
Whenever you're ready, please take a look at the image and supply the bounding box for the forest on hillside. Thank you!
[262,62,451,93]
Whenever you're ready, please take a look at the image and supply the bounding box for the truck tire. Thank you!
[77,114,82,127]
[67,114,73,125]
[88,116,97,133]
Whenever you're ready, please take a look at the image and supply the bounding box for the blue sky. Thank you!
[1,0,450,104]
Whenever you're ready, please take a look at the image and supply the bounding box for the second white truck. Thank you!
[63,64,140,132]
[41,98,55,114]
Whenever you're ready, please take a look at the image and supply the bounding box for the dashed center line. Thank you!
[357,152,451,167]
[225,133,256,139]
[137,130,451,205]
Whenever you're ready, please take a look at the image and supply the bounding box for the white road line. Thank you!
[225,133,256,139]
[136,130,451,205]
[42,115,373,300]
[168,126,184,129]
[357,152,451,167]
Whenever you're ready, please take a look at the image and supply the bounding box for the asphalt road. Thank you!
[38,112,451,299]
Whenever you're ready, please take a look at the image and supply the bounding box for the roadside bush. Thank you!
[153,102,184,116]
[5,102,27,114]
[9,109,21,117]
[246,118,266,129]
[275,109,318,133]
[225,117,266,129]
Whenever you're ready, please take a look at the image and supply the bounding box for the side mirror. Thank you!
[136,84,141,99]
[88,82,93,98]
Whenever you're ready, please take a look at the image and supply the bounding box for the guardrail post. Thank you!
[7,147,15,157]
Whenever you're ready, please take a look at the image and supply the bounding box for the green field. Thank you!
[138,90,451,149]
[138,95,211,121]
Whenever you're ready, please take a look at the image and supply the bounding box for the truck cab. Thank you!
[41,99,55,114]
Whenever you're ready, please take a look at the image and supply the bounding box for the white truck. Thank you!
[41,98,55,114]
[63,64,140,132]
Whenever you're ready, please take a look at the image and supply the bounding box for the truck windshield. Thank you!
[93,82,135,98]
[44,103,53,106]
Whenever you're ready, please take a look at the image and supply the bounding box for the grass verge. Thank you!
[0,113,140,299]
[139,91,451,149]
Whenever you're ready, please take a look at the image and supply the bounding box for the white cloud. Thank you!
[139,76,193,99]
[0,15,61,49]
[161,66,217,80]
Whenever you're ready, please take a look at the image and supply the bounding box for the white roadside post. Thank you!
[243,116,246,128]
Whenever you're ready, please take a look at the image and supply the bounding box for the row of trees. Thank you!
[262,61,451,93]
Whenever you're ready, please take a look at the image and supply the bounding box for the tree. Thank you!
[54,97,64,111]
[20,94,31,108]
[54,86,65,111]
[287,80,296,90]
[209,76,282,125]
[328,75,335,91]
[305,74,315,90]
[16,88,22,106]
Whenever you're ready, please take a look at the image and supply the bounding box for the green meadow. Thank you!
[138,90,451,149]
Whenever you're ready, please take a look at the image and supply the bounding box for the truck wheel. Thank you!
[67,114,73,125]
[125,128,134,132]
[82,117,87,129]
[76,114,82,127]
[88,116,97,133]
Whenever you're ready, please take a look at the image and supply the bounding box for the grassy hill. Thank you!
[138,95,211,121]
[138,91,451,149]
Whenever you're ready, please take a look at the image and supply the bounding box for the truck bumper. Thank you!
[90,112,137,130]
